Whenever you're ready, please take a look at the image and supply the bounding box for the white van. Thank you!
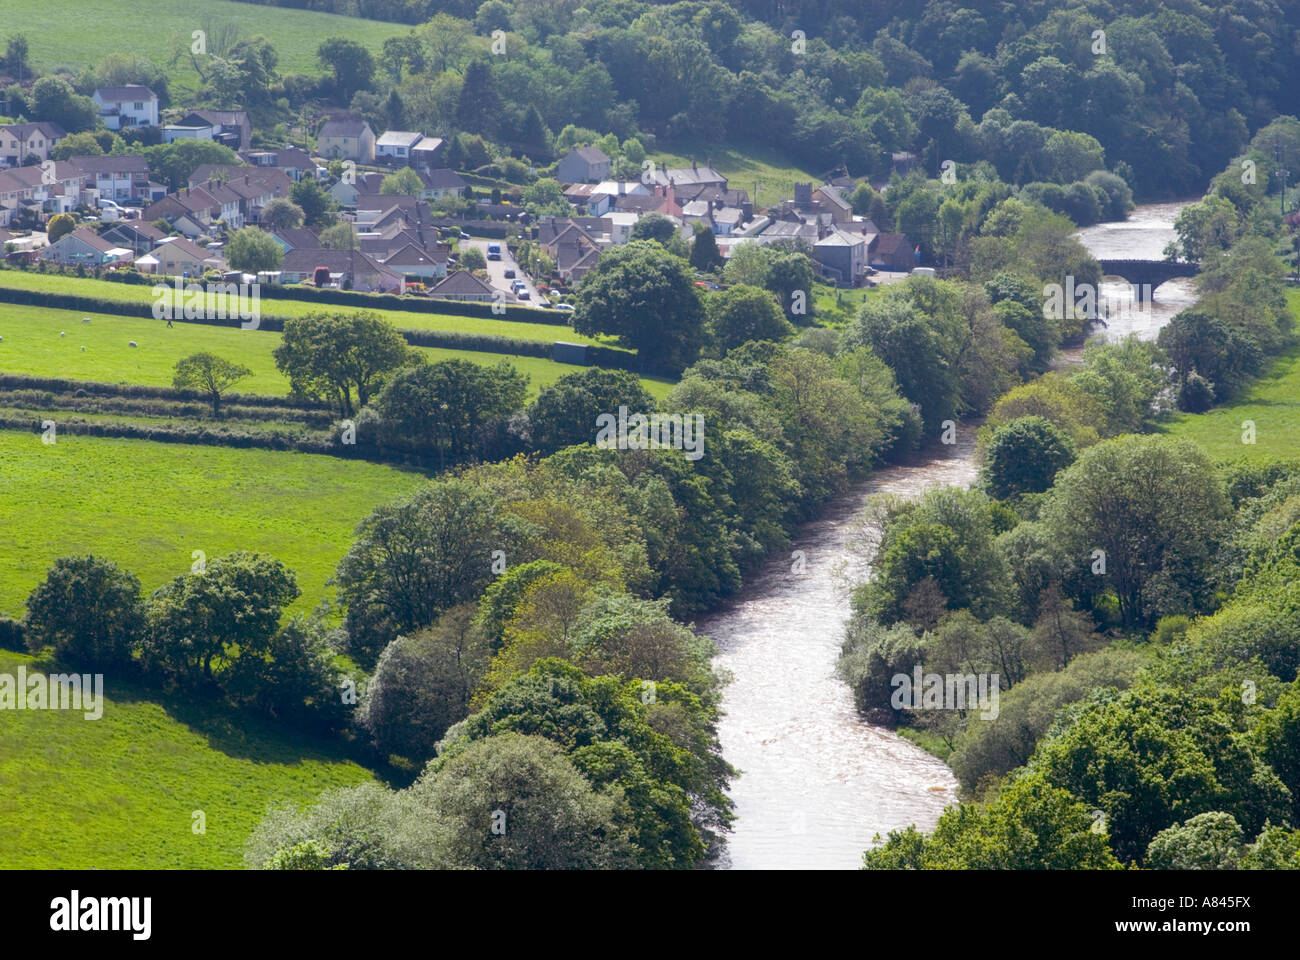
[96,198,124,222]
[911,266,936,277]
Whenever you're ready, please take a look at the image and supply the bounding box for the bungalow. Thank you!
[191,110,251,151]
[269,227,321,253]
[557,146,611,185]
[428,270,495,302]
[318,116,375,162]
[418,167,467,201]
[0,122,65,166]
[380,241,448,280]
[41,227,132,266]
[69,155,151,203]
[375,130,424,162]
[92,86,159,130]
[150,236,223,276]
[240,147,319,182]
[100,220,167,254]
[280,247,403,294]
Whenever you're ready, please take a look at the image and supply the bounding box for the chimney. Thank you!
[691,157,697,172]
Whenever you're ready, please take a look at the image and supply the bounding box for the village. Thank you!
[0,87,920,307]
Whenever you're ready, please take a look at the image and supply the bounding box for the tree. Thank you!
[319,222,358,251]
[24,556,145,669]
[30,77,98,133]
[46,214,75,244]
[458,245,486,270]
[765,249,817,322]
[145,552,299,685]
[380,167,423,197]
[318,37,375,101]
[1045,435,1228,628]
[572,240,704,374]
[360,604,491,766]
[273,312,412,416]
[689,222,723,272]
[630,213,676,245]
[335,478,511,667]
[526,368,656,453]
[290,178,337,231]
[706,284,794,355]
[261,198,304,232]
[455,59,501,139]
[225,226,283,273]
[1146,813,1245,870]
[172,352,253,417]
[49,131,104,161]
[413,732,631,869]
[4,34,29,83]
[376,358,527,465]
[982,416,1076,500]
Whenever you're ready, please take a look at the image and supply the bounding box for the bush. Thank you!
[0,616,25,652]
[982,416,1076,500]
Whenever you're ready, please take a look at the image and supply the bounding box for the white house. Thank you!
[375,130,424,161]
[92,86,159,130]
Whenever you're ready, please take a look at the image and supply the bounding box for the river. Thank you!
[705,199,1193,870]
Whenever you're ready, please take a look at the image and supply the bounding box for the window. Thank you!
[134,102,143,111]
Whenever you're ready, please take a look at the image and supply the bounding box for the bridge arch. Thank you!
[1096,258,1199,301]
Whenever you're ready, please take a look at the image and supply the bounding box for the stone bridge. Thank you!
[1097,258,1200,300]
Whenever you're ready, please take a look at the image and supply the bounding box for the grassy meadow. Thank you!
[651,140,823,208]
[1164,290,1300,463]
[12,0,407,94]
[0,649,374,869]
[0,301,671,399]
[0,428,429,616]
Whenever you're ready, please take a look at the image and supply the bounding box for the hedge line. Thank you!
[4,415,354,456]
[0,372,323,410]
[0,389,332,425]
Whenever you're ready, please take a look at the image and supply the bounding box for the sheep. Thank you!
[60,331,66,337]
[128,340,138,348]
[81,346,86,352]
[82,317,91,323]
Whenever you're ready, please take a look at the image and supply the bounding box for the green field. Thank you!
[0,270,601,345]
[1164,290,1300,463]
[651,140,822,208]
[0,428,428,616]
[0,649,374,869]
[14,0,407,94]
[0,302,671,399]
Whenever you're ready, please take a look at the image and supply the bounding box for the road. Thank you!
[459,238,544,305]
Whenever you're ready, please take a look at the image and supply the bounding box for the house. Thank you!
[813,184,854,222]
[812,227,867,284]
[375,130,424,162]
[0,162,85,218]
[92,86,159,130]
[870,232,915,271]
[428,270,495,302]
[240,147,319,182]
[613,183,681,219]
[539,218,606,284]
[0,169,37,227]
[317,116,375,162]
[418,167,467,201]
[379,241,449,280]
[40,227,132,266]
[563,183,611,217]
[0,122,65,166]
[100,220,167,254]
[410,137,446,170]
[328,170,385,207]
[646,160,727,190]
[149,236,223,276]
[557,146,611,185]
[162,110,250,151]
[69,155,150,203]
[279,248,403,293]
[269,227,320,253]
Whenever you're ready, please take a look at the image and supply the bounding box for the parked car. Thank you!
[554,302,574,311]
[517,290,530,300]
[503,269,516,279]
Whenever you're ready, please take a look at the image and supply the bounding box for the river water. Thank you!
[705,200,1192,870]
